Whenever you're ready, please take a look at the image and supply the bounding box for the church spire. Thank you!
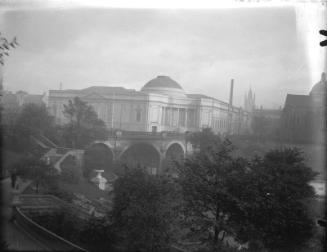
[244,86,256,112]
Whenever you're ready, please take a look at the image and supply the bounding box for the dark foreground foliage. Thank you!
[177,135,318,251]
[111,168,182,252]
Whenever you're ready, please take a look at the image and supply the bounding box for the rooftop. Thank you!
[310,72,326,96]
[142,75,183,90]
[284,94,312,108]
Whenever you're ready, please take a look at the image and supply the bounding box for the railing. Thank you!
[17,194,93,220]
[14,206,88,251]
[108,130,187,139]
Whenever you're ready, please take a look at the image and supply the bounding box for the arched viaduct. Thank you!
[84,131,193,175]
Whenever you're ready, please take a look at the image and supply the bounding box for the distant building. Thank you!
[48,75,251,135]
[253,107,282,140]
[1,90,46,125]
[2,90,45,108]
[244,88,256,113]
[281,72,326,143]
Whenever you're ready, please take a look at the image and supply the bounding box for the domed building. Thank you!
[141,75,187,98]
[48,75,251,135]
[310,72,326,105]
[281,72,326,143]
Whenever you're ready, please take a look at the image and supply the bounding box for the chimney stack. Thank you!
[229,79,234,108]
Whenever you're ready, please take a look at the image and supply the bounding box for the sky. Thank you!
[0,3,326,108]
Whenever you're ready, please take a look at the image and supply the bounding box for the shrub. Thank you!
[60,155,81,184]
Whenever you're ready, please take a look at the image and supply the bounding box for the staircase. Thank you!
[30,134,83,173]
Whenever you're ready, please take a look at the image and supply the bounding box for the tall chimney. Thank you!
[227,79,234,134]
[229,79,234,108]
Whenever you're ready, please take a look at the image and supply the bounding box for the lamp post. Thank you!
[160,131,167,174]
[161,131,167,152]
[114,130,122,155]
[185,131,190,156]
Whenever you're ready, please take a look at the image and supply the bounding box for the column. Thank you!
[177,108,179,128]
[169,107,173,126]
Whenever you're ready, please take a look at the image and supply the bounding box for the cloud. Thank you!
[1,7,311,108]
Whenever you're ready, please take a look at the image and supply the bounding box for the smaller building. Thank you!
[252,107,282,140]
[1,90,46,126]
[281,72,326,143]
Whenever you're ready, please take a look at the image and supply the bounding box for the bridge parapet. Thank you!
[90,131,193,174]
[107,130,187,140]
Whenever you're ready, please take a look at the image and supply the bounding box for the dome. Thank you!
[141,76,186,97]
[310,72,326,96]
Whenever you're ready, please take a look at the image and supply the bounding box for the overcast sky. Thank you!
[0,6,323,108]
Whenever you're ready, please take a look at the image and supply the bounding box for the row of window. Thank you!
[212,118,229,129]
[161,107,196,127]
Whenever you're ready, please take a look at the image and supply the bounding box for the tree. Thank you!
[177,140,317,251]
[0,33,18,65]
[251,114,268,141]
[16,103,54,134]
[176,138,240,249]
[231,148,317,250]
[63,97,108,149]
[79,217,116,252]
[111,168,181,251]
[13,156,58,193]
[188,128,221,152]
[60,154,81,184]
[6,103,56,152]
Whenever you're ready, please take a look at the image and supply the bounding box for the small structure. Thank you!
[91,170,108,191]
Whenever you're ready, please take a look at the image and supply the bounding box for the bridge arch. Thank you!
[119,142,161,173]
[84,143,114,179]
[163,142,185,175]
[165,141,185,157]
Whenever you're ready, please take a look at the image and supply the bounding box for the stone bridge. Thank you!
[86,131,193,174]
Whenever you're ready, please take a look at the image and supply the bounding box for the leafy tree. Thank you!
[63,97,108,149]
[251,114,268,141]
[79,217,116,252]
[176,138,239,248]
[177,140,317,251]
[6,103,56,152]
[16,103,54,135]
[111,168,181,252]
[0,33,18,65]
[232,148,317,250]
[13,156,58,193]
[60,155,81,184]
[188,127,221,152]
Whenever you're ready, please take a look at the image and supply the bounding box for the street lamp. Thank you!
[185,131,190,155]
[114,130,122,151]
[161,131,167,152]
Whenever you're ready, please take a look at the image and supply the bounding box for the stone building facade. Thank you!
[48,75,251,135]
[281,72,326,143]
